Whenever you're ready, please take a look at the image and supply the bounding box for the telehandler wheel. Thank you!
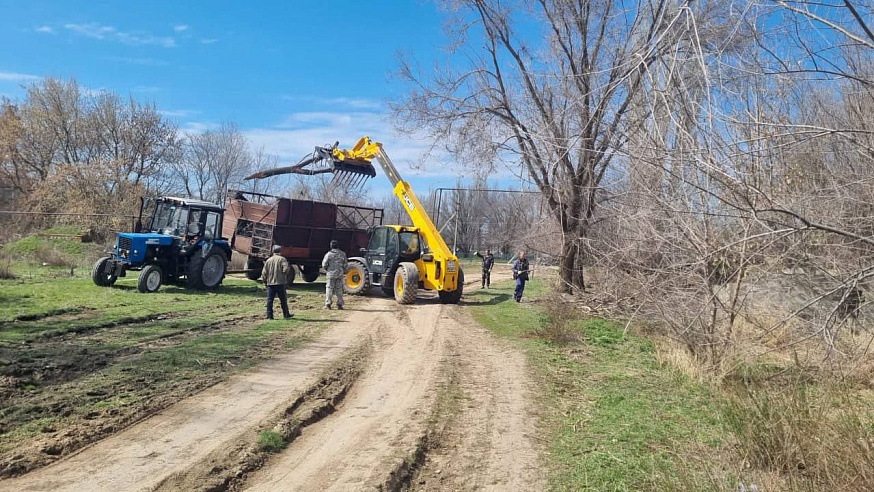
[92,256,118,287]
[438,268,464,304]
[300,265,320,283]
[188,249,228,290]
[245,257,264,281]
[137,264,163,293]
[344,261,368,295]
[394,262,419,304]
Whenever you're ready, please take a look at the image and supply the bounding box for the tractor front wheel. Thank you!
[394,262,419,304]
[286,264,296,287]
[92,256,118,287]
[137,264,163,293]
[188,249,228,290]
[438,268,464,304]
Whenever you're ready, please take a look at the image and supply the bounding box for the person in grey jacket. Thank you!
[262,245,293,319]
[322,240,347,309]
[512,251,531,302]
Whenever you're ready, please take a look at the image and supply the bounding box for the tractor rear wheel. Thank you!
[188,249,228,290]
[394,262,419,304]
[438,268,464,304]
[137,264,163,293]
[245,257,263,281]
[300,264,320,283]
[344,261,368,295]
[92,256,117,287]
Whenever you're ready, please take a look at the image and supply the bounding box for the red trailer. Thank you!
[223,190,383,284]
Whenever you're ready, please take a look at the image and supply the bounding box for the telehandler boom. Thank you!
[245,136,463,304]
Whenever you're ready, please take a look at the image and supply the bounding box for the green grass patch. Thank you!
[0,272,334,467]
[467,279,733,491]
[257,430,287,453]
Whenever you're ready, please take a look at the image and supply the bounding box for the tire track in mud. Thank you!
[408,305,546,491]
[0,311,378,492]
[240,269,544,492]
[0,313,268,477]
[241,299,446,491]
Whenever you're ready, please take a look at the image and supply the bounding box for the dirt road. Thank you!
[2,272,544,491]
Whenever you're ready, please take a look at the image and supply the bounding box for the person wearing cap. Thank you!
[322,239,348,309]
[262,244,293,319]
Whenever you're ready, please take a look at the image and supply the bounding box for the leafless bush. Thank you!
[535,294,583,345]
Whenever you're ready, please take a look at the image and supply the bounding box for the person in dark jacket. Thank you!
[262,245,293,320]
[475,249,495,288]
[512,251,530,302]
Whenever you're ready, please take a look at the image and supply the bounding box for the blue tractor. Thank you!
[92,197,232,293]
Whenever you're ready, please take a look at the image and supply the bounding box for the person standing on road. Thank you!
[475,249,495,288]
[512,251,531,302]
[322,239,348,310]
[262,245,293,319]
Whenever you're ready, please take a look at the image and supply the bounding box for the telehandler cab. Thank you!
[245,137,463,304]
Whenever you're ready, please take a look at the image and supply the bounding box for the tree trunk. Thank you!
[559,232,586,293]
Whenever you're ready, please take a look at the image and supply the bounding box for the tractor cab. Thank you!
[145,197,224,241]
[92,197,232,293]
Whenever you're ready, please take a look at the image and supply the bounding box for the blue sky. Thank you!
[0,0,492,196]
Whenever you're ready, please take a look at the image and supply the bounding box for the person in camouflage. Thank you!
[322,239,347,309]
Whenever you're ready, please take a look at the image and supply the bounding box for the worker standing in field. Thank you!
[512,251,531,302]
[322,239,347,310]
[475,249,495,288]
[262,245,293,319]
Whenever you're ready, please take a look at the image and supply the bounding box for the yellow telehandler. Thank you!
[245,136,463,304]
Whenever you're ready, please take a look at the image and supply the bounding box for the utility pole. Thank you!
[452,193,460,254]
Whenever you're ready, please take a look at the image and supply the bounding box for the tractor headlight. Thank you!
[446,260,457,272]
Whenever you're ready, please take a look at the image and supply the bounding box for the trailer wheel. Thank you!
[344,261,368,295]
[137,264,163,293]
[438,268,464,304]
[394,262,419,304]
[286,264,296,287]
[245,257,263,281]
[300,264,320,283]
[188,249,227,290]
[92,256,117,287]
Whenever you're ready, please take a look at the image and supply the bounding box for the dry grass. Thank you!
[34,245,73,267]
[0,254,14,279]
[723,381,874,491]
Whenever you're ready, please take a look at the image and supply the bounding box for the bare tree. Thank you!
[173,123,251,204]
[394,0,701,292]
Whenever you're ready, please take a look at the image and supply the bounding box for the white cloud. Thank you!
[0,71,41,82]
[173,24,189,32]
[281,95,383,110]
[64,23,176,48]
[36,26,54,34]
[133,85,161,93]
[105,56,169,66]
[158,108,198,118]
[199,38,219,44]
[180,121,221,134]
